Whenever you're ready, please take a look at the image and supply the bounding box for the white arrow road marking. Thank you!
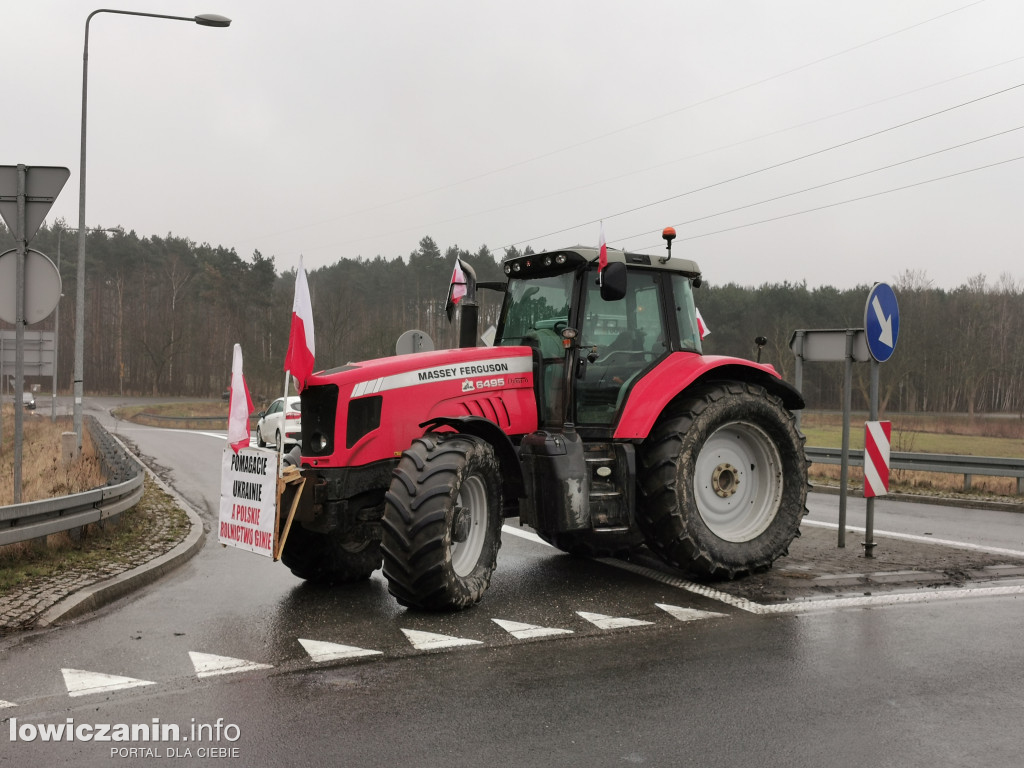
[656,603,728,622]
[577,611,653,630]
[61,668,155,698]
[401,629,482,651]
[298,638,383,663]
[0,700,17,708]
[492,618,574,640]
[189,652,272,679]
[871,296,893,347]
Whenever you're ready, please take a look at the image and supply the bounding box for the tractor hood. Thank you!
[301,346,538,468]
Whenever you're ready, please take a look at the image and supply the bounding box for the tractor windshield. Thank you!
[496,273,573,425]
[495,273,572,352]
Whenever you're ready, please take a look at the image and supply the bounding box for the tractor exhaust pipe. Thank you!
[458,261,479,348]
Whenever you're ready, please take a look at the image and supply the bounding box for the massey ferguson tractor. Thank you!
[278,230,808,610]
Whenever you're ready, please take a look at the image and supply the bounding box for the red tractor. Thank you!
[280,232,808,610]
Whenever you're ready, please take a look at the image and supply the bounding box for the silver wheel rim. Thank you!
[451,474,488,578]
[694,421,783,542]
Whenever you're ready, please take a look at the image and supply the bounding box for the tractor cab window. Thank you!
[671,274,702,353]
[496,273,572,425]
[576,269,668,425]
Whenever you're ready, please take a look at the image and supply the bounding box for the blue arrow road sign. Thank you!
[864,282,899,362]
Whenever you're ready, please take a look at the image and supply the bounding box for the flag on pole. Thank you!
[445,257,468,322]
[598,221,608,273]
[227,343,254,453]
[284,256,316,391]
[695,307,710,340]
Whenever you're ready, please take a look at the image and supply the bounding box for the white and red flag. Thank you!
[598,221,608,273]
[284,255,316,391]
[445,258,468,322]
[695,307,711,339]
[227,343,254,453]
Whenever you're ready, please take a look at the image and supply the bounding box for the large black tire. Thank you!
[382,433,503,611]
[279,484,383,584]
[637,381,808,579]
[280,525,382,583]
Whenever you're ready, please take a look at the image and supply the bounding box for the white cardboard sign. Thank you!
[218,447,278,557]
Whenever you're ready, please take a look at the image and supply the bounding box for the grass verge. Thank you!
[0,474,189,595]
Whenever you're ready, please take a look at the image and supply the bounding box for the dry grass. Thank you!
[802,411,1023,498]
[0,405,105,506]
[112,400,235,430]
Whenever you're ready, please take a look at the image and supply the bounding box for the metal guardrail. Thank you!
[806,446,1024,494]
[0,417,145,546]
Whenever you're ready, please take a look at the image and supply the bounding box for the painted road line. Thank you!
[189,651,272,679]
[577,611,653,630]
[802,519,1024,558]
[754,584,1024,613]
[401,629,482,651]
[492,618,574,640]
[656,604,728,622]
[597,558,763,612]
[62,668,155,698]
[298,639,383,663]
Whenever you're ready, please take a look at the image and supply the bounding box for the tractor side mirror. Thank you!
[599,262,627,301]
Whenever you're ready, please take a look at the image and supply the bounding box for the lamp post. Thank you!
[75,9,231,451]
[55,226,119,422]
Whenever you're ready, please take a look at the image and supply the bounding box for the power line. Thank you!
[247,0,990,247]
[499,80,1024,251]
[642,154,1024,249]
[621,124,1024,243]
[309,54,1024,254]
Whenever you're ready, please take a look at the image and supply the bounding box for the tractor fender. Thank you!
[419,415,526,508]
[613,354,805,440]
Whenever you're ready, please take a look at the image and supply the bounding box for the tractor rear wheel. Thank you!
[382,433,503,611]
[637,381,807,579]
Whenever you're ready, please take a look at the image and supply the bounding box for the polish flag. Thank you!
[598,221,608,272]
[446,258,468,322]
[451,258,467,304]
[227,343,254,453]
[284,256,316,391]
[695,308,710,339]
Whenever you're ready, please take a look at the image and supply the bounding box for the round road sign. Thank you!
[864,282,899,363]
[0,248,62,325]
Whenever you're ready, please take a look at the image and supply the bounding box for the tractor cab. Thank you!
[493,245,703,433]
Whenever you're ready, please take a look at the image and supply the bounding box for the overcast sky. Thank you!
[5,0,1024,289]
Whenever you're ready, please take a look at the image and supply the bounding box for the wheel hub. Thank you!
[452,506,471,543]
[711,463,739,498]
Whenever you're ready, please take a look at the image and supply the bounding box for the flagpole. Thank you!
[279,368,291,478]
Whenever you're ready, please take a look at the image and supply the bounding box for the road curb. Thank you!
[34,451,207,629]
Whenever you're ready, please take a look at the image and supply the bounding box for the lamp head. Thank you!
[195,14,231,27]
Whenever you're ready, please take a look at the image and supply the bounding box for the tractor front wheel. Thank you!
[382,433,503,611]
[637,381,808,579]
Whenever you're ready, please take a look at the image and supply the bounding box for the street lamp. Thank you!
[54,226,119,422]
[75,9,231,451]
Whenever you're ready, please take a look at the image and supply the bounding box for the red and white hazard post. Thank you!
[863,420,892,498]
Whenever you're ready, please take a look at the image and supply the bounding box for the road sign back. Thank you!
[0,165,71,242]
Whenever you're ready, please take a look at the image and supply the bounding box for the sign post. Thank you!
[790,283,899,555]
[862,283,899,556]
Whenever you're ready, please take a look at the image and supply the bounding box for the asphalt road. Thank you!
[1,397,1022,767]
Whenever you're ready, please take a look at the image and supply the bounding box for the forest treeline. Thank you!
[2,223,1022,415]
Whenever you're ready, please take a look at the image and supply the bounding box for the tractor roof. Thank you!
[503,246,701,281]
